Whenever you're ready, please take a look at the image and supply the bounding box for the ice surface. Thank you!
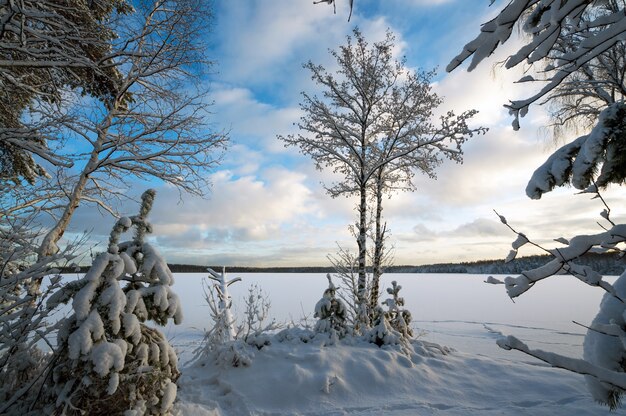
[59,272,621,414]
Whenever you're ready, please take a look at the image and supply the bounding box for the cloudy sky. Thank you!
[68,0,625,267]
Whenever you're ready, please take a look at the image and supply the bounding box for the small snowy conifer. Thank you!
[314,274,348,341]
[49,190,182,415]
[367,305,401,347]
[382,281,413,338]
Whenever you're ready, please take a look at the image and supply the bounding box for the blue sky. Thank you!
[66,0,625,267]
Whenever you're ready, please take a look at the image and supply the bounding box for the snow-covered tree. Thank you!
[450,1,626,409]
[382,280,413,339]
[314,274,348,341]
[447,0,626,130]
[0,0,133,183]
[48,189,182,415]
[279,28,483,329]
[197,268,241,353]
[367,305,401,347]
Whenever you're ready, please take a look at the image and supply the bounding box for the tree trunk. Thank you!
[36,116,115,259]
[355,176,369,330]
[357,181,368,293]
[37,97,119,259]
[370,169,385,313]
[37,160,96,259]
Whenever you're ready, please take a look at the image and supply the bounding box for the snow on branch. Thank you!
[35,0,228,258]
[502,222,626,299]
[526,102,626,199]
[447,0,626,128]
[498,334,626,408]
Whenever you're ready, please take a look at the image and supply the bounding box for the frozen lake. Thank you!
[163,272,613,363]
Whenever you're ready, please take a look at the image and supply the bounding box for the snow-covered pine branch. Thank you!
[495,199,626,408]
[527,102,626,199]
[447,0,626,129]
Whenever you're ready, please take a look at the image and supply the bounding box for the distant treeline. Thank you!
[63,252,626,275]
[400,252,626,275]
[167,265,336,274]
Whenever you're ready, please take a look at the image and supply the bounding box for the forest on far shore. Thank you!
[99,252,623,275]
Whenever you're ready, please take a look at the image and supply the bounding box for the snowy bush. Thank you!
[48,189,182,415]
[367,306,401,347]
[313,274,348,342]
[366,280,414,347]
[193,268,279,367]
[0,212,81,414]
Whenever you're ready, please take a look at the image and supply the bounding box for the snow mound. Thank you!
[176,330,604,415]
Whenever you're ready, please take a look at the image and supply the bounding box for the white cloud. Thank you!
[411,0,455,6]
[151,167,317,243]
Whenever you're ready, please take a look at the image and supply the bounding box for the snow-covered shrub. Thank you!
[313,274,348,341]
[48,189,182,415]
[193,269,279,367]
[0,212,79,414]
[239,283,276,348]
[382,281,413,339]
[366,281,415,348]
[367,305,401,347]
[327,244,372,332]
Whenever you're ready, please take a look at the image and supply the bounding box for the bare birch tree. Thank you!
[35,0,227,258]
[279,28,483,328]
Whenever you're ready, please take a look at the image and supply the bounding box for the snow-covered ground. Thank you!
[163,273,622,415]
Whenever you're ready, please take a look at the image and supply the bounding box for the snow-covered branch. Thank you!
[447,0,626,129]
[526,102,626,199]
